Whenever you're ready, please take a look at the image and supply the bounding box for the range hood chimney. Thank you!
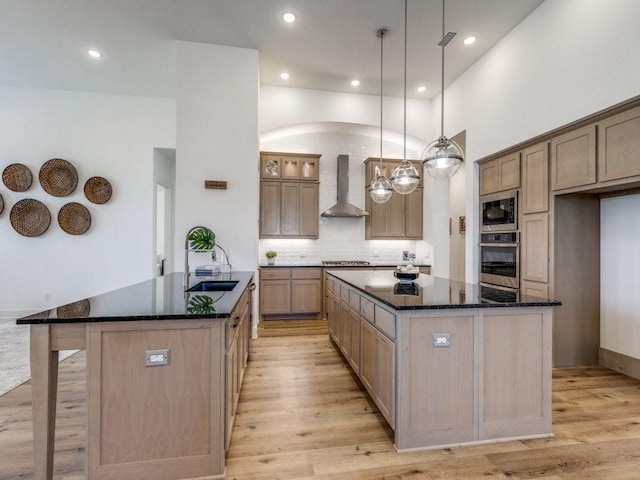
[321,155,369,217]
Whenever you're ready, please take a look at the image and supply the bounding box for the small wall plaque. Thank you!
[205,180,227,190]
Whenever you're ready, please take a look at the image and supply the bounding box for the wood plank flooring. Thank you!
[2,326,640,479]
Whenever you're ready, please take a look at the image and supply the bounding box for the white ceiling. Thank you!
[0,0,545,99]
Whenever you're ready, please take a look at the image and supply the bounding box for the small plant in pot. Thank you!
[265,250,277,265]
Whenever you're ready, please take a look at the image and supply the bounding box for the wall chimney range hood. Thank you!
[321,155,369,217]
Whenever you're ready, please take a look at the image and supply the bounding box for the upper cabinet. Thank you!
[363,158,423,240]
[259,152,320,239]
[260,152,319,181]
[550,124,596,191]
[521,142,549,214]
[597,106,640,183]
[479,153,520,196]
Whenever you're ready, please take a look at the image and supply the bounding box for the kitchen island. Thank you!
[325,270,560,452]
[17,271,254,480]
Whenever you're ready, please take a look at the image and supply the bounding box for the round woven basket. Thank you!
[84,176,112,204]
[0,193,4,215]
[39,158,78,197]
[2,163,33,192]
[58,202,91,235]
[21,310,51,320]
[10,199,51,237]
[57,299,90,319]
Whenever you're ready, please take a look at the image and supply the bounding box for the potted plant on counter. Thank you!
[265,250,277,265]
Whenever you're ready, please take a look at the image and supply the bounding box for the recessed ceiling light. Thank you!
[280,72,290,80]
[463,36,476,45]
[350,79,360,87]
[282,12,296,23]
[417,86,427,93]
[87,49,102,58]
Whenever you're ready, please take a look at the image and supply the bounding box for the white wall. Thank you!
[259,130,433,267]
[258,86,451,275]
[601,195,640,358]
[439,0,640,282]
[0,86,175,318]
[175,41,259,273]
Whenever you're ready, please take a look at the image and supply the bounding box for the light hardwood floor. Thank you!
[2,325,640,479]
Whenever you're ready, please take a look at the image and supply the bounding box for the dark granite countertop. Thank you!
[327,270,561,311]
[259,262,431,268]
[17,271,255,324]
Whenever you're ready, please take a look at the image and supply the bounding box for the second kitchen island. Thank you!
[326,270,560,452]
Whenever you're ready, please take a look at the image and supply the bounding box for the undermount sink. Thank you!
[186,280,239,292]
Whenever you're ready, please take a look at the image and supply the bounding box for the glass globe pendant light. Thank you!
[369,28,393,204]
[391,0,420,195]
[422,0,464,179]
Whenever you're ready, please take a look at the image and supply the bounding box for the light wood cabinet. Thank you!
[550,124,596,191]
[259,268,322,319]
[359,318,376,393]
[364,158,423,240]
[520,279,550,299]
[597,106,640,182]
[479,153,520,195]
[521,142,549,214]
[375,332,395,427]
[521,212,549,284]
[260,152,320,239]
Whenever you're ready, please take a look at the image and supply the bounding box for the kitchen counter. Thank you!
[18,271,254,480]
[17,271,255,324]
[326,270,560,310]
[259,262,431,269]
[326,270,559,452]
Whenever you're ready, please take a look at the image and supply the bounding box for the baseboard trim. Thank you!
[600,347,640,381]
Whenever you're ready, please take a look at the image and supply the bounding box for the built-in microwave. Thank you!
[480,190,518,232]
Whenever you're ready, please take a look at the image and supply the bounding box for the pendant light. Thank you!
[369,28,393,204]
[390,0,420,194]
[422,0,464,180]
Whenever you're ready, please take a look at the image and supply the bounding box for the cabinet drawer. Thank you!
[260,268,291,280]
[360,297,375,324]
[291,267,322,279]
[348,289,360,312]
[375,306,396,339]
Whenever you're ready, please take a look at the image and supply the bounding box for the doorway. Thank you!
[153,148,176,277]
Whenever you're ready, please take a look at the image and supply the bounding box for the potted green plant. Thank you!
[265,250,277,265]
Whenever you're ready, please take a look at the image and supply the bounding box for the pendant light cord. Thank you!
[403,0,407,162]
[440,0,445,138]
[379,29,384,168]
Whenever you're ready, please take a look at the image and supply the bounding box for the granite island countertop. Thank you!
[327,270,560,311]
[17,271,255,324]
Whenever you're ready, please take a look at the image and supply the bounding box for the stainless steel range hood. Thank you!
[321,155,369,217]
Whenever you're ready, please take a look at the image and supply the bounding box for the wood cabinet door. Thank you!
[291,279,322,314]
[520,280,550,299]
[521,213,549,283]
[259,280,291,315]
[376,332,395,429]
[387,192,405,237]
[299,183,319,238]
[522,142,549,214]
[259,182,280,237]
[366,193,390,238]
[359,319,376,394]
[327,293,340,342]
[349,309,361,374]
[479,160,498,195]
[598,106,640,182]
[280,183,300,236]
[404,187,423,239]
[551,124,596,191]
[260,154,282,179]
[225,335,238,450]
[497,153,521,191]
[339,302,351,358]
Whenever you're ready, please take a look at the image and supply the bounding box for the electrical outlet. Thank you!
[432,333,451,347]
[145,349,170,366]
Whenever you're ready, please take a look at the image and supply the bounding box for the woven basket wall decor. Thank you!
[58,202,91,235]
[0,193,3,215]
[39,158,78,197]
[2,163,33,192]
[10,199,51,237]
[57,299,90,319]
[21,310,51,320]
[84,176,112,204]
